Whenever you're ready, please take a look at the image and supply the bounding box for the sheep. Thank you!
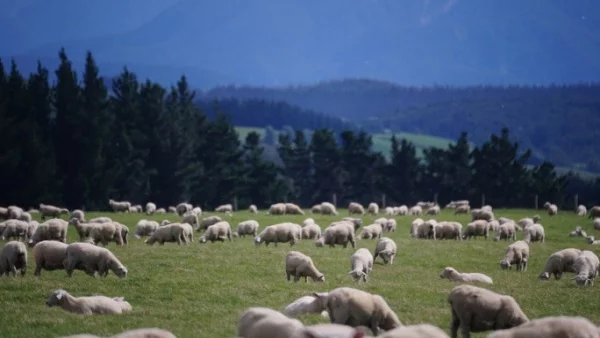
[587,236,600,245]
[312,287,402,335]
[409,205,423,216]
[440,267,493,284]
[237,307,290,338]
[538,248,582,280]
[311,204,322,214]
[27,220,39,239]
[197,215,222,232]
[88,221,123,246]
[374,218,396,232]
[493,222,517,242]
[384,206,394,216]
[302,218,316,226]
[244,314,305,338]
[254,222,301,247]
[89,216,112,223]
[572,250,600,287]
[168,206,177,213]
[108,199,131,213]
[249,204,258,214]
[133,220,159,239]
[377,324,450,338]
[486,316,600,338]
[358,223,383,240]
[70,209,85,221]
[33,240,69,276]
[426,205,441,215]
[46,289,132,315]
[569,226,587,238]
[181,211,200,227]
[282,295,329,319]
[284,203,304,215]
[267,203,287,215]
[145,202,156,215]
[145,223,186,245]
[317,221,356,248]
[373,237,397,264]
[454,205,470,215]
[463,220,490,240]
[410,218,425,237]
[589,206,600,219]
[543,201,558,216]
[0,207,8,220]
[18,211,32,222]
[199,221,232,243]
[498,217,513,225]
[28,218,69,245]
[367,202,379,215]
[302,323,372,338]
[111,328,176,338]
[576,205,587,216]
[179,222,194,243]
[39,203,69,220]
[341,217,363,230]
[301,223,322,240]
[235,220,259,237]
[447,284,528,338]
[7,205,24,219]
[175,202,192,216]
[348,202,366,215]
[215,203,233,213]
[0,240,27,277]
[285,251,324,283]
[487,220,500,232]
[517,215,541,229]
[155,208,166,214]
[348,248,373,282]
[437,221,463,240]
[593,218,600,231]
[132,204,143,213]
[522,223,545,243]
[68,218,97,242]
[1,219,30,241]
[320,202,339,215]
[499,240,529,272]
[65,242,127,278]
[471,209,494,222]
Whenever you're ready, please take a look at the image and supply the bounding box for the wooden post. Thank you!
[333,193,337,207]
[382,194,386,208]
[481,194,485,207]
[233,196,238,212]
[574,194,579,211]
[534,195,538,210]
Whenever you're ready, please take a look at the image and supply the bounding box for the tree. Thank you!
[386,135,422,204]
[263,125,276,145]
[310,129,343,204]
[289,130,313,205]
[445,132,472,201]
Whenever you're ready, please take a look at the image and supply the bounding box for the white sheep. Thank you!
[320,202,338,215]
[498,217,513,225]
[244,314,305,338]
[493,222,517,242]
[439,267,493,284]
[426,205,441,215]
[358,223,383,240]
[301,223,322,240]
[375,218,397,232]
[69,209,85,222]
[348,202,365,215]
[462,220,490,240]
[500,240,529,272]
[28,218,69,245]
[348,248,373,282]
[341,217,363,230]
[410,218,425,237]
[538,248,582,280]
[448,284,528,338]
[144,223,185,245]
[65,242,127,278]
[133,220,159,239]
[377,324,450,338]
[108,199,131,213]
[522,223,545,243]
[285,251,324,283]
[471,209,494,222]
[7,205,24,219]
[572,250,600,287]
[437,221,463,240]
[312,287,402,335]
[454,204,470,215]
[236,307,289,338]
[88,221,123,246]
[282,295,329,319]
[155,208,166,214]
[593,218,600,231]
[248,204,258,214]
[215,203,233,213]
[587,236,600,245]
[197,215,222,232]
[373,237,397,264]
[316,221,356,248]
[235,220,259,237]
[487,316,600,338]
[68,218,98,242]
[543,201,558,216]
[367,202,379,215]
[267,203,286,215]
[302,323,372,338]
[397,205,408,215]
[33,240,69,276]
[39,203,69,220]
[0,240,27,277]
[199,221,232,243]
[254,222,301,247]
[175,202,192,216]
[576,205,587,216]
[589,206,600,219]
[46,289,132,315]
[111,328,176,338]
[145,202,157,215]
[1,219,30,241]
[311,204,322,214]
[569,226,587,238]
[89,217,112,223]
[284,203,304,215]
[409,205,423,216]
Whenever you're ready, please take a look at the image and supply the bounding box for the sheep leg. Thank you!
[66,258,77,277]
[286,272,291,281]
[34,264,42,277]
[293,272,301,283]
[10,263,17,277]
[450,308,460,338]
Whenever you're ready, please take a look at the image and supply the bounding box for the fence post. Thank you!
[332,193,337,207]
[574,194,579,211]
[434,193,438,205]
[481,194,485,207]
[534,195,538,210]
[382,194,386,208]
[233,196,238,212]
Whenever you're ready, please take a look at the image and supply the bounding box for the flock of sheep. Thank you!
[1,199,600,338]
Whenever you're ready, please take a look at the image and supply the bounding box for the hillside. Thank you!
[4,0,600,87]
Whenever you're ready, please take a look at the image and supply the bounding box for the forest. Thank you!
[1,49,599,211]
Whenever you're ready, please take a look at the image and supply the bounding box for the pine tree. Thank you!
[445,132,472,200]
[309,129,343,204]
[289,130,312,206]
[387,135,422,204]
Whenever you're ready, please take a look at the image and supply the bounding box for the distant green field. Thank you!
[234,126,598,178]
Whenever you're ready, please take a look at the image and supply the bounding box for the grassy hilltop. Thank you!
[1,208,600,337]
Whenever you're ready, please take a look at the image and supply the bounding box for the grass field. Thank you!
[1,208,600,337]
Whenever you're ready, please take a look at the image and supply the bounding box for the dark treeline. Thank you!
[0,49,599,211]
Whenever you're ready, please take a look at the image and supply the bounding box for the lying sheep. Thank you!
[348,202,365,215]
[313,287,402,335]
[440,267,493,284]
[493,222,517,242]
[285,251,324,283]
[348,248,373,282]
[587,236,600,245]
[448,284,528,338]
[199,221,232,243]
[463,220,490,240]
[0,240,27,277]
[358,223,383,239]
[111,328,176,338]
[320,202,338,215]
[573,250,600,287]
[197,215,222,232]
[46,289,132,315]
[235,220,259,237]
[282,295,329,319]
[145,223,186,245]
[487,316,600,338]
[133,220,159,239]
[89,217,112,223]
[377,324,450,338]
[33,240,69,276]
[538,248,582,280]
[367,202,379,215]
[373,237,397,264]
[500,240,529,272]
[317,221,356,248]
[301,223,321,240]
[522,223,545,243]
[237,307,289,338]
[155,208,166,214]
[569,226,587,238]
[254,223,301,247]
[65,242,127,278]
[248,204,258,214]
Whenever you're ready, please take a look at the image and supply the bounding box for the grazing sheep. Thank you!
[244,315,305,338]
[377,324,450,338]
[320,202,339,216]
[284,203,305,215]
[46,289,132,315]
[301,218,315,226]
[317,221,356,248]
[282,295,329,319]
[518,215,541,229]
[543,202,558,216]
[168,206,177,214]
[313,287,402,335]
[498,217,513,225]
[410,218,425,237]
[175,202,192,216]
[572,250,600,287]
[440,267,493,284]
[237,307,289,338]
[145,202,156,215]
[367,202,379,215]
[28,218,69,245]
[500,241,529,272]
[538,248,582,281]
[588,206,600,219]
[448,284,528,338]
[471,209,494,222]
[7,205,24,219]
[68,218,98,242]
[493,222,517,242]
[396,205,408,216]
[70,210,85,222]
[254,223,301,247]
[39,203,69,220]
[569,226,587,238]
[1,219,30,241]
[409,205,423,216]
[311,204,322,214]
[181,211,200,228]
[348,248,373,282]
[437,221,463,240]
[235,220,260,238]
[576,205,587,216]
[348,202,366,215]
[145,223,186,245]
[133,220,159,239]
[65,242,127,278]
[301,223,322,240]
[249,204,258,214]
[487,220,500,232]
[463,220,490,240]
[358,223,383,240]
[426,205,441,215]
[341,217,363,230]
[285,251,324,283]
[593,218,600,231]
[487,316,600,338]
[179,222,194,243]
[108,199,131,213]
[155,208,166,214]
[522,223,545,243]
[373,237,397,265]
[197,215,222,232]
[0,240,27,277]
[33,240,69,276]
[374,218,396,233]
[199,221,232,243]
[88,222,123,246]
[454,205,470,215]
[215,203,233,213]
[267,203,287,215]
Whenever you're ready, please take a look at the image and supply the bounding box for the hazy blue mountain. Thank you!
[3,0,599,88]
